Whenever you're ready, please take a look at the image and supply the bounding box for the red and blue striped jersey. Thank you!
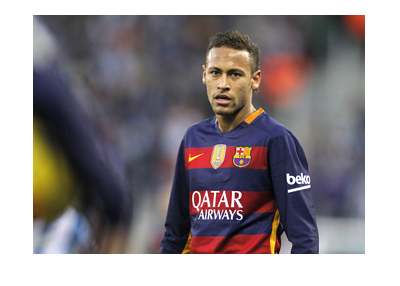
[160,108,319,254]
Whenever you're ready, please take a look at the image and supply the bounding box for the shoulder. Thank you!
[252,111,292,139]
[182,116,216,145]
[185,117,215,135]
[251,111,304,151]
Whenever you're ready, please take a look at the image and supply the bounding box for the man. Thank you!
[159,30,319,254]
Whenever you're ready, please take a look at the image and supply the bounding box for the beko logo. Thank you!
[286,173,311,193]
[286,173,311,185]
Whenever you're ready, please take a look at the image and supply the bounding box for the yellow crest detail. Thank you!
[233,146,252,168]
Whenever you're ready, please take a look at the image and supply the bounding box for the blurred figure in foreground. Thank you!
[33,68,132,253]
[33,16,132,252]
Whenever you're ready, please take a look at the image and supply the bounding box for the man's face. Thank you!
[202,46,260,117]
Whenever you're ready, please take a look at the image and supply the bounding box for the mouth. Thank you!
[214,94,232,106]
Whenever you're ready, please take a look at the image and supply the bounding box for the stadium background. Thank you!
[33,15,365,254]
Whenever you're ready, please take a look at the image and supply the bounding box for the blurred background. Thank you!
[33,15,365,254]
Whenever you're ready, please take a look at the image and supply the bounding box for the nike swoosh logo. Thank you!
[188,153,204,162]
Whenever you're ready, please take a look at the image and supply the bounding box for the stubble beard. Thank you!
[210,85,252,118]
[213,102,244,117]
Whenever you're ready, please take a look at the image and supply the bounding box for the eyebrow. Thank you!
[208,66,245,74]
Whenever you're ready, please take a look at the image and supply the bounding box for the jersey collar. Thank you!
[214,107,265,125]
[244,108,264,124]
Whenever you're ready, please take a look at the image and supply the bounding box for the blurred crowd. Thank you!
[33,15,365,253]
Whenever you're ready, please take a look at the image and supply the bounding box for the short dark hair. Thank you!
[206,30,260,74]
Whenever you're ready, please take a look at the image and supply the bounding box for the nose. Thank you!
[218,74,230,91]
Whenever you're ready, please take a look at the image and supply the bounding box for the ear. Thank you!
[202,65,206,85]
[251,70,262,90]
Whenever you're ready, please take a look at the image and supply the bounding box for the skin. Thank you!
[202,47,262,133]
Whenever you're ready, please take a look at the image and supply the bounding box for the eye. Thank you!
[210,70,220,76]
[231,72,242,78]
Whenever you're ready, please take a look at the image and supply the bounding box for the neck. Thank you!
[216,105,256,133]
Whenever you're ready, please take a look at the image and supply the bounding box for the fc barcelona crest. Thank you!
[211,144,226,169]
[233,146,252,168]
